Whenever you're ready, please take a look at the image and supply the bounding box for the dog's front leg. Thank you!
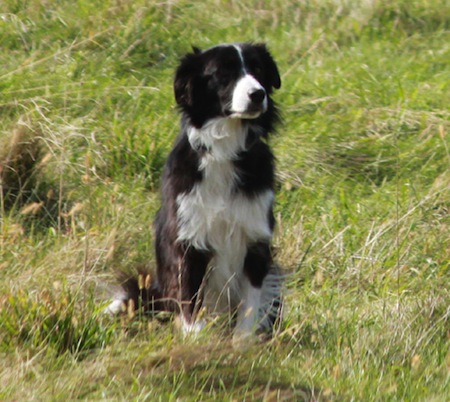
[234,277,262,341]
[177,245,211,334]
[233,242,271,343]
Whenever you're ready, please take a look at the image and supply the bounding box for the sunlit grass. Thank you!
[1,0,449,400]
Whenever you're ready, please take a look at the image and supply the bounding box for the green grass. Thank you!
[1,0,449,400]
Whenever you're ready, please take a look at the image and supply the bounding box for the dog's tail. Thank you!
[103,268,165,316]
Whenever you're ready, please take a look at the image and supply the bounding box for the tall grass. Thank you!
[1,0,449,400]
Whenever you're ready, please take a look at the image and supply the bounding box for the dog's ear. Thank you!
[174,49,202,107]
[255,43,281,90]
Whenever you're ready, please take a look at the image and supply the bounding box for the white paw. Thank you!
[181,318,206,335]
[103,299,126,315]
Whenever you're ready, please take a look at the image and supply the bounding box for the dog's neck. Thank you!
[187,117,249,161]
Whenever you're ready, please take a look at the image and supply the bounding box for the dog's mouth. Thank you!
[228,110,262,119]
[225,104,265,120]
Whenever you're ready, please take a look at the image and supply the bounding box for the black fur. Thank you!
[112,43,282,335]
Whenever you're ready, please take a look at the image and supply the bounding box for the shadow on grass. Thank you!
[109,341,333,401]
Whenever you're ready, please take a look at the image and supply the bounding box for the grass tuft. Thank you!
[0,282,114,358]
[0,122,42,208]
[0,285,115,358]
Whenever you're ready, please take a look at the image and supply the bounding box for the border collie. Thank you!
[107,43,282,342]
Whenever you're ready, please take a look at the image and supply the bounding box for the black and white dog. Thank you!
[108,43,282,341]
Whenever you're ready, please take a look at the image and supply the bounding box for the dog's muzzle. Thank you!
[230,75,268,118]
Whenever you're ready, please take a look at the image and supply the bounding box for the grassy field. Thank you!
[1,0,449,400]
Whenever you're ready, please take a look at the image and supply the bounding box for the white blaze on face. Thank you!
[229,44,267,119]
[230,74,267,119]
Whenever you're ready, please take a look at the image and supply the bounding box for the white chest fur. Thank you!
[176,118,274,308]
[176,164,274,250]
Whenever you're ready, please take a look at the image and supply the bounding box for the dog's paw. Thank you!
[176,317,206,336]
[103,298,126,315]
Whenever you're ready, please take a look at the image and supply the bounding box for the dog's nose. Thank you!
[249,89,266,104]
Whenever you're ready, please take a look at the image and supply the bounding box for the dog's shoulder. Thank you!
[162,131,203,196]
[234,138,275,196]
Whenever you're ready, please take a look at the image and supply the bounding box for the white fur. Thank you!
[233,44,246,71]
[103,298,125,315]
[230,74,267,119]
[234,278,262,339]
[105,44,282,338]
[177,118,274,314]
[187,117,247,161]
[229,45,267,119]
[181,317,206,335]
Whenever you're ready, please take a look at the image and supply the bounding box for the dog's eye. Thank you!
[218,72,232,86]
[247,60,263,77]
[251,65,263,77]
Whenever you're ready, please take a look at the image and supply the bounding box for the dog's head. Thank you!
[174,43,281,127]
